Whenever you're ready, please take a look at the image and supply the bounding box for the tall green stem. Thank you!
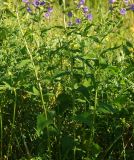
[0,106,2,159]
[16,8,48,120]
[7,89,17,158]
[63,0,66,28]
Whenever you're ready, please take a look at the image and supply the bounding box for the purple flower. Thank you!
[22,0,29,3]
[67,11,73,17]
[27,7,32,12]
[33,0,40,7]
[83,6,89,13]
[44,12,50,19]
[129,4,134,10]
[109,0,116,3]
[120,8,126,15]
[40,1,45,6]
[76,18,81,24]
[86,13,93,21]
[79,0,85,5]
[47,7,53,13]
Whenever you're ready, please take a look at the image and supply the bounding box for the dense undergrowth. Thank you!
[0,0,134,160]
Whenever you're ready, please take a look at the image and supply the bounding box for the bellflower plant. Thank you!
[83,6,89,13]
[86,13,93,21]
[79,0,85,5]
[76,18,81,24]
[40,1,45,6]
[47,7,53,13]
[27,7,32,12]
[33,0,40,7]
[129,4,134,10]
[68,11,73,18]
[120,8,126,15]
[44,12,50,19]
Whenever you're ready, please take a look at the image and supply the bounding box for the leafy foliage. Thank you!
[0,1,134,160]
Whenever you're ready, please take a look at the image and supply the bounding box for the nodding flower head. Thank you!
[129,4,134,10]
[47,7,53,13]
[40,1,45,6]
[67,11,73,17]
[27,7,32,12]
[79,0,85,5]
[86,13,93,21]
[44,12,50,19]
[76,18,81,24]
[120,8,126,15]
[83,6,89,13]
[33,0,40,7]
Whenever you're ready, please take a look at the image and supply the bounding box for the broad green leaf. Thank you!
[33,86,40,96]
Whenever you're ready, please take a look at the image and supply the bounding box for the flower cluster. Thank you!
[22,0,134,26]
[22,0,53,19]
[109,0,134,15]
[67,0,93,27]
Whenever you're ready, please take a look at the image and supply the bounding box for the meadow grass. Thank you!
[0,0,134,160]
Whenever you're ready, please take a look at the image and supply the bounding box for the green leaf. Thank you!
[17,59,31,68]
[33,86,40,96]
[37,114,52,135]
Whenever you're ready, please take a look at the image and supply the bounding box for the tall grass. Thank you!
[0,0,134,159]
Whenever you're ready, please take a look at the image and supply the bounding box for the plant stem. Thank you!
[63,0,66,28]
[16,7,48,120]
[0,106,2,159]
[7,88,17,158]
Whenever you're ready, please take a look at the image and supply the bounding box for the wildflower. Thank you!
[76,18,81,24]
[33,0,40,7]
[40,1,45,6]
[86,13,93,21]
[77,0,85,8]
[79,0,85,5]
[120,8,126,15]
[67,11,73,17]
[83,6,89,13]
[109,0,116,3]
[129,4,134,10]
[44,12,50,19]
[27,7,32,12]
[47,7,53,13]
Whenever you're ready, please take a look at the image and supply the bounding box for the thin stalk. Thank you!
[70,52,76,160]
[7,88,17,158]
[16,6,51,159]
[0,106,2,159]
[16,8,48,120]
[63,0,66,28]
[90,88,98,139]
